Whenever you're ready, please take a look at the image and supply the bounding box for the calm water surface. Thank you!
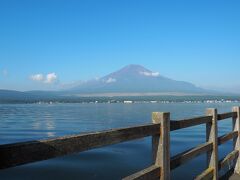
[0,103,239,180]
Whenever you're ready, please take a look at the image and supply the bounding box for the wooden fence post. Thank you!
[206,108,218,180]
[233,106,240,174]
[152,112,170,180]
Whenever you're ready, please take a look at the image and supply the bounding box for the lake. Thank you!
[0,102,238,179]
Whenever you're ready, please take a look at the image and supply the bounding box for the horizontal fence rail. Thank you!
[218,131,238,146]
[195,168,214,180]
[170,142,213,170]
[170,116,212,131]
[219,150,239,171]
[218,112,237,121]
[123,165,161,180]
[0,123,159,169]
[0,107,240,180]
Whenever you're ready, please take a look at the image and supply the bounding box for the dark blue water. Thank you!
[0,103,238,179]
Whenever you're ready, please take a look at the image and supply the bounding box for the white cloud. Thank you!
[140,71,160,77]
[105,77,117,83]
[30,74,44,81]
[151,72,160,77]
[30,73,58,84]
[45,73,58,84]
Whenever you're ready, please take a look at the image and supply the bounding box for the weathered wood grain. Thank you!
[170,142,213,170]
[0,123,159,169]
[206,108,218,180]
[170,116,212,131]
[195,168,214,180]
[218,131,238,146]
[233,106,240,174]
[122,165,160,180]
[219,150,239,170]
[218,112,237,121]
[152,112,170,180]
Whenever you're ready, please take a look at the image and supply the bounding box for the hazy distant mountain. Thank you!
[70,64,207,95]
[0,89,60,102]
[0,65,220,102]
[0,90,30,100]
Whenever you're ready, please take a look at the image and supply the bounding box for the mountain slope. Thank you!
[70,64,206,94]
[0,89,63,103]
[0,90,30,100]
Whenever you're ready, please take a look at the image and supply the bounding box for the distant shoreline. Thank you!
[71,92,209,97]
[1,95,240,104]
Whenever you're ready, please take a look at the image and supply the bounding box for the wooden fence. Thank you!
[0,106,240,180]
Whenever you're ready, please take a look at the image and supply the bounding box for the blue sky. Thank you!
[0,0,240,91]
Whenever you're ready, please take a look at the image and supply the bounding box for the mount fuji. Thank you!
[69,64,206,95]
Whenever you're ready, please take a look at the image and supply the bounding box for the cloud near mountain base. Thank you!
[140,71,160,77]
[30,73,58,84]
